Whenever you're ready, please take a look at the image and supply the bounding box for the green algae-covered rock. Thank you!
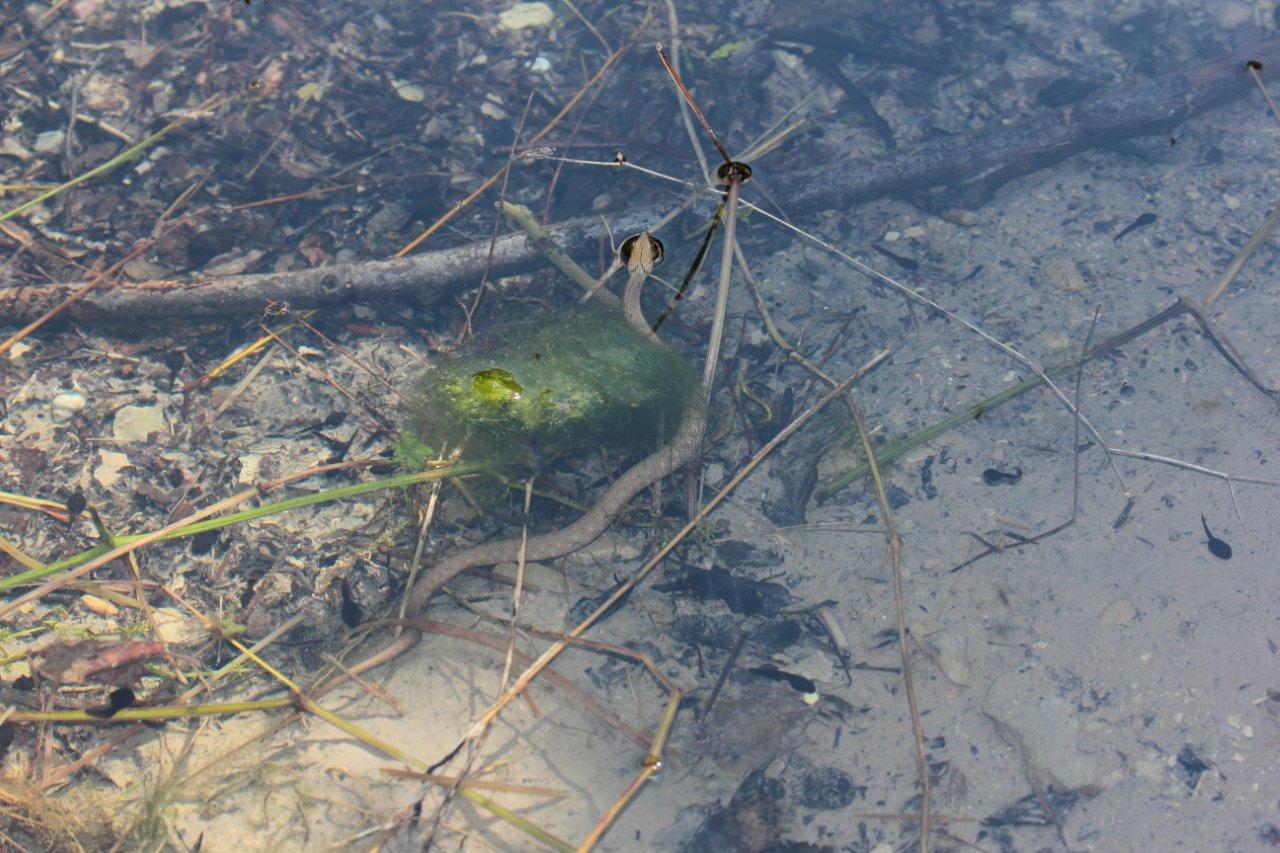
[407,302,699,461]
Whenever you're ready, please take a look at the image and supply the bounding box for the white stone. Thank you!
[50,391,86,421]
[498,2,553,30]
[983,669,1107,790]
[480,100,508,120]
[34,129,64,154]
[1100,598,1136,625]
[94,449,129,488]
[1214,1,1251,28]
[391,79,425,102]
[932,628,972,686]
[238,454,262,485]
[151,607,203,645]
[112,405,165,442]
[1043,256,1088,292]
[783,647,836,684]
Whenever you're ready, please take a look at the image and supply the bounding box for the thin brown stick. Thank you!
[1247,60,1280,127]
[661,1,711,182]
[392,26,636,258]
[947,308,1100,573]
[8,40,1277,328]
[1201,203,1280,310]
[424,357,882,779]
[374,618,649,749]
[1106,447,1280,489]
[701,630,747,721]
[499,479,535,693]
[399,465,446,632]
[0,240,149,357]
[460,91,536,341]
[380,768,567,799]
[655,43,732,167]
[701,175,741,398]
[258,321,395,431]
[281,307,405,401]
[844,392,931,852]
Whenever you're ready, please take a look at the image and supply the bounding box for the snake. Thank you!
[319,233,706,692]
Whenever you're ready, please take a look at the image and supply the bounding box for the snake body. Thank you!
[323,235,704,689]
[409,233,697,609]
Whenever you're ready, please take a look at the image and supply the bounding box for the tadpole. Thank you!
[86,687,137,719]
[982,467,1023,485]
[1114,212,1157,242]
[340,578,363,627]
[64,488,87,525]
[750,664,817,695]
[1200,514,1232,560]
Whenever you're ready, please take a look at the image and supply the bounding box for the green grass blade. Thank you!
[0,94,227,225]
[0,463,487,593]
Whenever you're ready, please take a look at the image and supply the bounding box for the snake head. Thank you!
[619,232,664,273]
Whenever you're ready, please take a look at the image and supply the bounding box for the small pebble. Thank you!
[882,230,901,242]
[1213,1,1251,27]
[903,225,926,239]
[51,391,86,421]
[112,405,165,442]
[480,100,508,120]
[238,454,262,485]
[1043,331,1070,351]
[34,129,64,154]
[1043,256,1088,292]
[80,594,119,617]
[1100,598,1136,625]
[94,449,129,488]
[1224,193,1241,210]
[392,80,425,102]
[941,209,979,226]
[81,72,129,111]
[498,1,553,30]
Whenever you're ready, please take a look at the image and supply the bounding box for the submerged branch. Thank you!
[2,39,1278,326]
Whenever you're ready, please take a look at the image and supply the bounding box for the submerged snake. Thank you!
[321,233,706,690]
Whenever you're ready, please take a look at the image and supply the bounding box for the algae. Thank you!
[408,301,699,462]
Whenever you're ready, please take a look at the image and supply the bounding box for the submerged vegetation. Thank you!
[407,301,700,462]
[3,0,1280,850]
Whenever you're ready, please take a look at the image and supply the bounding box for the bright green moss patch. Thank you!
[407,302,699,462]
[470,368,525,403]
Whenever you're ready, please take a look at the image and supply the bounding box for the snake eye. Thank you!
[619,234,665,267]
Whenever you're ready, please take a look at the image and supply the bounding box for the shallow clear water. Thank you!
[1,1,1278,850]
